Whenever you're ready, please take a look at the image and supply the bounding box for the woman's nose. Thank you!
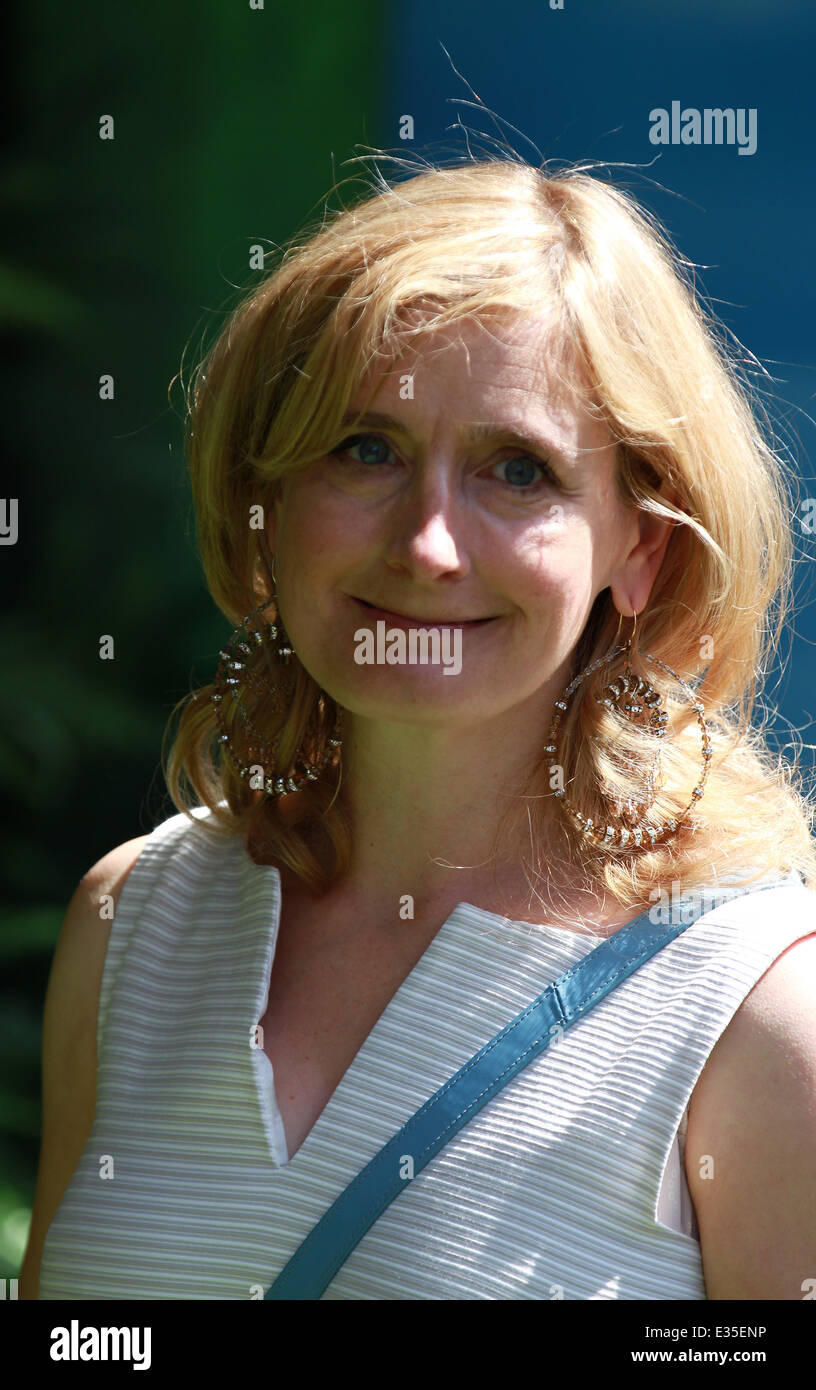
[383,478,469,580]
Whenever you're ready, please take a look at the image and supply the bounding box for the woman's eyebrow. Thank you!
[338,409,578,464]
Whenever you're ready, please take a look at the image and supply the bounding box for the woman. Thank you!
[25,156,816,1300]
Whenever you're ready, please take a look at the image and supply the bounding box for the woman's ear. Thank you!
[255,525,277,602]
[610,483,681,618]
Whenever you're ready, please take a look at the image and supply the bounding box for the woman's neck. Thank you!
[271,698,630,933]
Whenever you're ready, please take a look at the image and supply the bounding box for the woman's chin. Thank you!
[323,669,494,723]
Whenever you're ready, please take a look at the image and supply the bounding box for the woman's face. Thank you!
[268,310,648,728]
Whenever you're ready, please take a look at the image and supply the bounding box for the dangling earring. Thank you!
[210,556,342,797]
[545,608,713,848]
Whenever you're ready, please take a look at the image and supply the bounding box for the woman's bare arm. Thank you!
[17,834,150,1298]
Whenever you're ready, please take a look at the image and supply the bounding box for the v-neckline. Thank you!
[240,845,629,1172]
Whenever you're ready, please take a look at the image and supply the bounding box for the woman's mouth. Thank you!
[350,596,497,629]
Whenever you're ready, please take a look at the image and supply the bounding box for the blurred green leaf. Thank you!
[0,261,92,335]
[0,1089,40,1139]
[0,1185,32,1276]
[0,908,62,961]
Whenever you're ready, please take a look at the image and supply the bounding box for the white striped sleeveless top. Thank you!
[38,806,815,1300]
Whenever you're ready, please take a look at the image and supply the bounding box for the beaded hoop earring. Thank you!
[211,563,342,797]
[546,609,713,849]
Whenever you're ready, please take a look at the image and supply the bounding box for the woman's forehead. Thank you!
[353,308,587,406]
[345,319,602,458]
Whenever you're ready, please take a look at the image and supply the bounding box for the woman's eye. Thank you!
[329,434,557,492]
[331,433,396,467]
[490,455,555,490]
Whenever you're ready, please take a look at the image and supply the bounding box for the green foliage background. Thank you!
[1,0,387,1283]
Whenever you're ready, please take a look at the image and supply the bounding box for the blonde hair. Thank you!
[164,154,816,915]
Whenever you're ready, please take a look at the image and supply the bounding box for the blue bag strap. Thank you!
[265,878,783,1299]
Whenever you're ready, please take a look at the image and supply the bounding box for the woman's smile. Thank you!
[349,594,500,630]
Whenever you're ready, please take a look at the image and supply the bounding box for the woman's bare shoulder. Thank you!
[685,928,816,1298]
[47,833,153,1049]
[81,833,152,899]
